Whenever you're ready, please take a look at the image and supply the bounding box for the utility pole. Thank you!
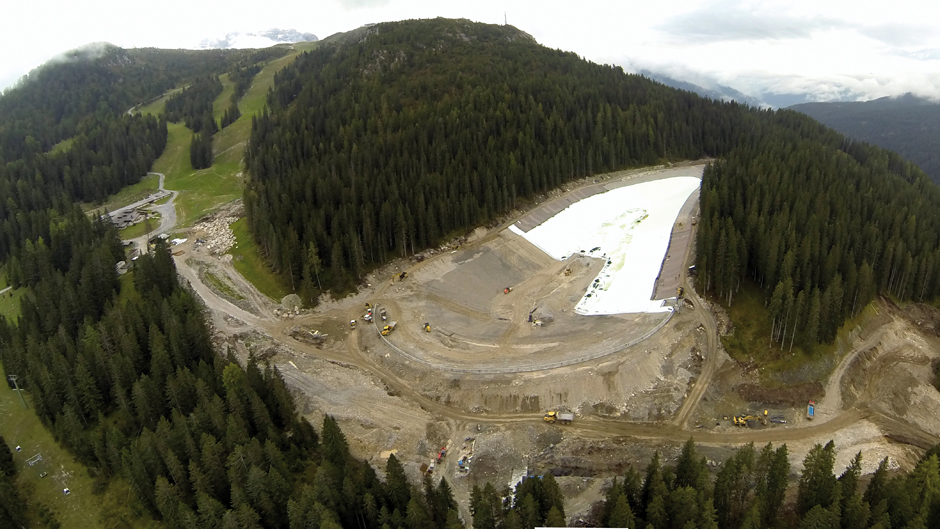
[8,375,27,409]
[504,12,507,25]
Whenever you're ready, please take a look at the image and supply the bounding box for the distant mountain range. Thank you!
[789,94,940,185]
[196,28,318,50]
[639,70,877,109]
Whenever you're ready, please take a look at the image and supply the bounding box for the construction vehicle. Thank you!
[732,415,767,427]
[424,322,431,332]
[677,286,684,297]
[381,321,397,336]
[437,447,447,461]
[564,268,571,276]
[380,308,387,321]
[543,411,574,424]
[504,286,513,294]
[807,400,816,420]
[365,302,372,309]
[399,272,408,281]
[349,319,357,329]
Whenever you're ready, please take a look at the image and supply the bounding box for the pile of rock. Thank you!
[194,216,238,255]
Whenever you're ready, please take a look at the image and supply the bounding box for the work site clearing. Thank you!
[170,162,940,525]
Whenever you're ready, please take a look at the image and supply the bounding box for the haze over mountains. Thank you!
[195,28,318,50]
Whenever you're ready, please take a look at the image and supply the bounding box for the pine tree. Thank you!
[797,441,837,517]
[608,494,635,528]
[545,505,566,527]
[0,435,14,477]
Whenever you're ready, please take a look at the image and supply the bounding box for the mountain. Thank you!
[196,28,318,49]
[789,93,940,184]
[244,16,938,356]
[640,70,765,108]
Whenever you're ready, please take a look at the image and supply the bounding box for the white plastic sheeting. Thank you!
[509,176,700,314]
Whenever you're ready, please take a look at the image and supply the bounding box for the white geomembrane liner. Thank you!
[509,176,700,315]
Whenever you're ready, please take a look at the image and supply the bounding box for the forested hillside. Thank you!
[697,128,940,352]
[245,18,935,352]
[790,94,940,184]
[245,18,752,299]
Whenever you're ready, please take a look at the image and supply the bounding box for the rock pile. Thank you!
[195,216,238,255]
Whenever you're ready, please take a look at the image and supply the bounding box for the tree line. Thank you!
[591,438,940,528]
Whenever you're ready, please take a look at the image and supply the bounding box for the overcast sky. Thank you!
[3,0,939,104]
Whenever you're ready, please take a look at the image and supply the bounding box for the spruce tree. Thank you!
[0,435,14,477]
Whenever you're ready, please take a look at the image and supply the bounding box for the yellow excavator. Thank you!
[733,415,767,427]
[424,322,431,332]
[564,268,571,276]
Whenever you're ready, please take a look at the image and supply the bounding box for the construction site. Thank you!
[170,162,940,524]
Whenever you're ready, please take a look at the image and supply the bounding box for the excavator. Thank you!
[733,415,767,427]
[504,286,513,294]
[564,268,572,276]
[424,322,431,332]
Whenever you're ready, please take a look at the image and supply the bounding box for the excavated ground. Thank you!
[172,163,940,525]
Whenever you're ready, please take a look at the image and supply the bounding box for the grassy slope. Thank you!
[149,48,309,229]
[119,214,160,240]
[82,172,160,215]
[230,218,289,300]
[0,362,157,528]
[717,278,876,382]
[0,287,26,324]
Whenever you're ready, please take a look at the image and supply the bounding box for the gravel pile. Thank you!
[195,216,238,255]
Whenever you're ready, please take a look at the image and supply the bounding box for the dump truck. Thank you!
[807,400,816,420]
[543,411,574,424]
[382,321,397,336]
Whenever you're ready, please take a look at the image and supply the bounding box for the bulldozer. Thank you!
[424,322,431,332]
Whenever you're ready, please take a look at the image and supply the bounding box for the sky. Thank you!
[2,0,939,104]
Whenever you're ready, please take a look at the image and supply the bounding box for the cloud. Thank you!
[855,22,936,48]
[658,4,841,44]
[334,0,391,10]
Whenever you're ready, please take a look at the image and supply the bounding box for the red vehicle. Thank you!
[437,447,447,461]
